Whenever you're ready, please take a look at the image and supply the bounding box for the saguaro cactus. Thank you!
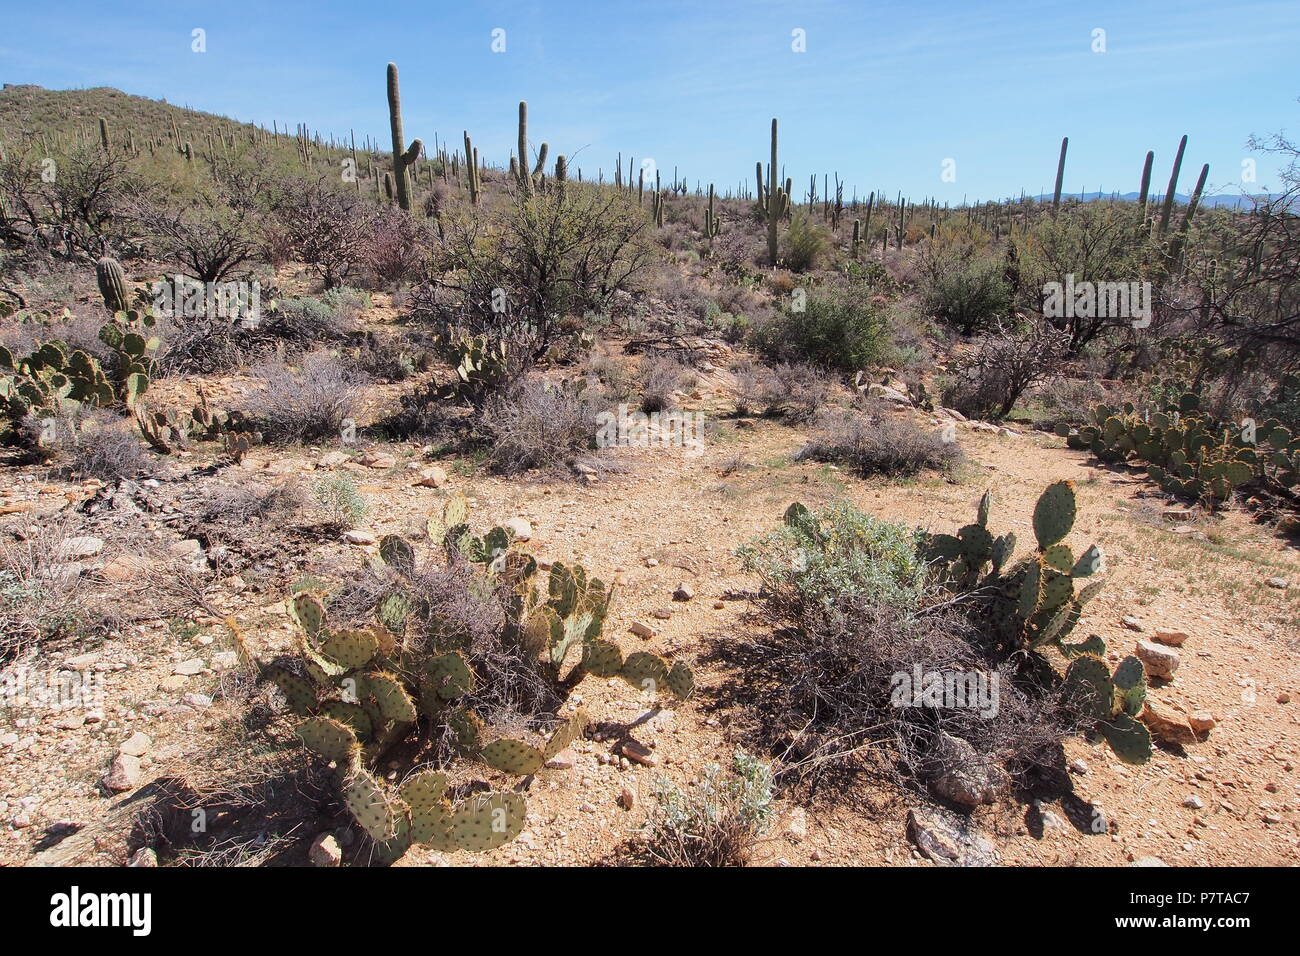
[760,118,789,266]
[1137,150,1154,217]
[1052,136,1068,211]
[463,131,481,204]
[96,257,130,313]
[98,117,110,152]
[1158,135,1187,237]
[386,62,423,211]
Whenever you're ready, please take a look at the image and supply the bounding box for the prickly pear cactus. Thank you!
[1061,653,1152,764]
[252,495,695,864]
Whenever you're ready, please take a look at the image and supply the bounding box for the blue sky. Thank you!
[3,0,1297,201]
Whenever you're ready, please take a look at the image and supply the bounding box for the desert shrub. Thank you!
[248,352,363,443]
[267,177,373,288]
[783,211,829,272]
[0,517,108,659]
[312,473,368,530]
[59,411,149,481]
[750,293,892,372]
[639,354,694,413]
[133,186,259,283]
[263,295,356,344]
[734,502,1071,787]
[426,185,653,359]
[940,322,1071,420]
[349,330,417,383]
[365,206,433,285]
[584,352,636,402]
[921,253,1011,336]
[197,480,307,527]
[479,377,600,475]
[740,502,928,613]
[798,408,963,477]
[641,750,775,867]
[732,358,774,416]
[0,144,133,258]
[762,361,833,423]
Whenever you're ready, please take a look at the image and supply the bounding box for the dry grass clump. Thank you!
[639,750,775,867]
[248,351,363,444]
[479,376,601,475]
[798,408,963,477]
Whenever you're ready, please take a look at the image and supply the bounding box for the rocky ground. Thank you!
[2,315,1298,868]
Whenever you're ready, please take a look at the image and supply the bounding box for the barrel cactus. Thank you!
[96,256,132,314]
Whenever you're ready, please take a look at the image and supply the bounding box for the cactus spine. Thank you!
[386,62,423,211]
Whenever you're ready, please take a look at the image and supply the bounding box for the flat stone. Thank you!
[1152,629,1190,647]
[927,732,1005,809]
[1135,640,1180,679]
[173,658,206,676]
[102,754,142,793]
[415,466,448,488]
[907,806,1000,866]
[343,530,378,546]
[118,732,152,757]
[59,536,104,560]
[619,741,656,767]
[629,621,657,639]
[545,749,576,771]
[503,517,532,541]
[309,833,342,867]
[672,583,694,602]
[1265,577,1289,589]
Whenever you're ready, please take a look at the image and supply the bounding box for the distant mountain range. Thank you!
[1040,191,1277,210]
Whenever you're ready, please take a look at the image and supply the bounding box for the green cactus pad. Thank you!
[1041,544,1074,573]
[319,700,374,740]
[666,661,696,700]
[379,535,416,575]
[448,708,484,753]
[1063,655,1113,721]
[319,629,379,670]
[958,523,994,560]
[1075,577,1106,605]
[581,638,624,678]
[480,738,545,775]
[621,652,670,694]
[543,710,588,760]
[1060,633,1105,659]
[360,672,417,724]
[1099,712,1152,764]
[976,490,992,527]
[1112,655,1147,717]
[1039,572,1074,611]
[425,651,474,700]
[290,592,327,639]
[295,716,359,763]
[449,792,526,852]
[341,761,404,842]
[1071,544,1104,577]
[265,666,317,715]
[1032,480,1077,549]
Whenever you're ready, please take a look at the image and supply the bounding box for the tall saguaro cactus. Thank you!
[1158,135,1188,237]
[760,118,789,266]
[1052,136,1068,211]
[463,131,481,204]
[1137,150,1154,217]
[386,62,423,211]
[516,101,533,196]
